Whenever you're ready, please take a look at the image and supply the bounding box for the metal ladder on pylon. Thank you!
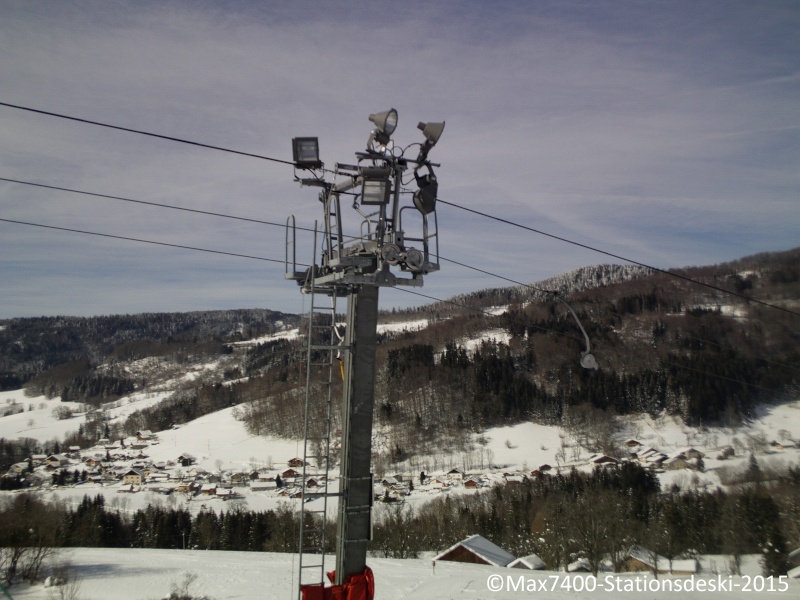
[296,237,344,596]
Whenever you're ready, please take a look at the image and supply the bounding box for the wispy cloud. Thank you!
[1,1,797,317]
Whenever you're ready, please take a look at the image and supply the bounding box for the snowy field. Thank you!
[6,548,798,600]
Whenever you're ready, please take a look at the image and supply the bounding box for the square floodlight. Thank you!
[361,177,391,205]
[292,137,321,169]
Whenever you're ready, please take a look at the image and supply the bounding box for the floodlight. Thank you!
[416,120,445,162]
[417,121,445,146]
[413,165,438,215]
[360,167,392,205]
[369,109,398,136]
[292,137,321,169]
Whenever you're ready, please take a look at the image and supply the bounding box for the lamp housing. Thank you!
[292,137,321,169]
[413,165,438,215]
[359,166,392,205]
[417,121,445,145]
[368,109,398,146]
[369,109,398,136]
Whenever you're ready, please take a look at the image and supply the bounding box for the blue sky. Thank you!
[1,0,797,318]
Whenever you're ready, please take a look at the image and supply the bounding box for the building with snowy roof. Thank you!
[433,534,516,568]
[508,554,546,570]
[622,545,697,575]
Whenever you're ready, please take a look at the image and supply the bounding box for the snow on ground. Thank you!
[461,328,512,354]
[232,327,301,347]
[0,389,85,442]
[478,422,565,469]
[7,548,798,600]
[377,319,428,335]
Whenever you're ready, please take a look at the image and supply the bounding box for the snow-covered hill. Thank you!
[7,547,798,600]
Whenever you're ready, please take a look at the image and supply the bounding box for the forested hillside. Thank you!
[0,308,296,392]
[1,249,798,464]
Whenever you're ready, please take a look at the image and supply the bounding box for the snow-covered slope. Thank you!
[7,547,797,600]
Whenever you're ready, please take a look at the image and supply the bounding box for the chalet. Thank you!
[68,445,81,454]
[508,554,546,570]
[429,477,448,489]
[178,453,196,467]
[679,447,706,460]
[463,477,482,489]
[9,462,28,474]
[278,489,302,499]
[622,545,697,575]
[231,472,250,485]
[46,454,69,468]
[567,558,591,573]
[281,468,300,479]
[250,480,277,491]
[503,473,525,483]
[433,534,516,568]
[287,457,305,468]
[130,441,149,450]
[175,481,194,494]
[136,430,155,441]
[122,469,143,486]
[637,448,668,467]
[381,476,399,488]
[446,468,465,481]
[624,439,643,448]
[215,488,233,499]
[589,454,619,468]
[664,455,690,471]
[305,478,320,489]
[199,484,217,496]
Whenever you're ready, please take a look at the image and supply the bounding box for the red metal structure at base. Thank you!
[300,567,375,600]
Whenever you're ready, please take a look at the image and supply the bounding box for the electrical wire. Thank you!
[0,176,317,233]
[2,212,793,393]
[0,217,301,265]
[437,198,800,318]
[2,99,795,315]
[0,101,297,166]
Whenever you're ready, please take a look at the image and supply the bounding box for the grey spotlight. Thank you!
[369,109,398,136]
[368,109,398,147]
[417,121,445,146]
[292,137,321,169]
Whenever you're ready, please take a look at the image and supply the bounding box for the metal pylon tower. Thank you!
[286,109,445,598]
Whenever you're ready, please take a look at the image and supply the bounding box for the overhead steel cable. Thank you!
[2,100,794,315]
[0,101,297,166]
[438,198,800,318]
[0,217,300,265]
[0,177,579,298]
[0,176,317,232]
